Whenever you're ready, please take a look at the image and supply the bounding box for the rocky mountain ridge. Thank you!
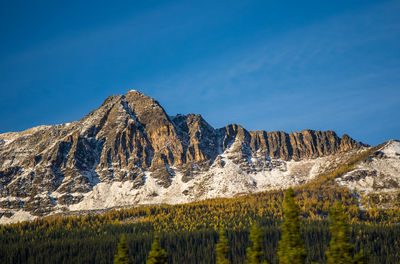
[1,90,397,224]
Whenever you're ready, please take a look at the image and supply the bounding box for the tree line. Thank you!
[112,188,369,264]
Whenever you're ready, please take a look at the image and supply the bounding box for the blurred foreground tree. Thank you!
[326,202,367,264]
[277,188,306,264]
[146,233,167,264]
[246,223,269,264]
[216,229,230,264]
[114,235,130,264]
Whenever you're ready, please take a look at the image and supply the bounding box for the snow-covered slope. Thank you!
[62,144,363,213]
[336,140,400,207]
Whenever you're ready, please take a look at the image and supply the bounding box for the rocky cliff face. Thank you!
[0,90,369,222]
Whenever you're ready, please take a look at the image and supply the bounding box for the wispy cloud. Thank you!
[139,0,400,144]
[153,0,400,95]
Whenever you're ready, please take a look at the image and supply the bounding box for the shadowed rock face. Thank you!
[0,90,364,216]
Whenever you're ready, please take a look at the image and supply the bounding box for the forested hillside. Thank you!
[1,181,400,263]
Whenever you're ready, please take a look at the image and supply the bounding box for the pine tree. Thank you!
[216,229,229,264]
[246,223,269,264]
[146,233,167,264]
[114,234,130,264]
[326,202,367,264]
[277,188,306,264]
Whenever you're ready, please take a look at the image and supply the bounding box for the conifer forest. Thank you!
[1,185,399,264]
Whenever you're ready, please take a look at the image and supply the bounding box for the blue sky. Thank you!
[0,0,399,145]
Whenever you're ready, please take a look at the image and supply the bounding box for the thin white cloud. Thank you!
[151,0,400,96]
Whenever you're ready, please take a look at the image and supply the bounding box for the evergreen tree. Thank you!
[114,234,130,264]
[326,202,367,264]
[146,233,168,264]
[246,223,269,264]
[216,229,230,264]
[277,188,306,264]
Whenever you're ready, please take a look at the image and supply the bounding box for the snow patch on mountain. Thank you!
[336,140,400,195]
[382,140,400,157]
[0,210,36,225]
[67,151,334,212]
[69,171,193,211]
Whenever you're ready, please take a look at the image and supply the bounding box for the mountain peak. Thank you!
[0,90,377,223]
[379,139,400,157]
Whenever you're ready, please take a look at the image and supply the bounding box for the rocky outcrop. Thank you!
[0,90,365,218]
[249,130,363,161]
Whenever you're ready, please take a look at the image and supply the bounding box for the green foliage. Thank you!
[146,233,167,264]
[277,188,306,264]
[246,223,269,264]
[216,229,229,264]
[1,219,400,263]
[114,235,130,264]
[326,202,367,264]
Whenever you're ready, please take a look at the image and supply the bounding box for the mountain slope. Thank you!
[0,90,397,224]
[336,140,400,208]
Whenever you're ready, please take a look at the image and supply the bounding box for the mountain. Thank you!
[0,90,398,224]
